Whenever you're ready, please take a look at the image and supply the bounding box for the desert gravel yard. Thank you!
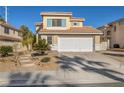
[0,57,20,72]
[0,62,18,72]
[0,52,124,86]
[0,52,59,72]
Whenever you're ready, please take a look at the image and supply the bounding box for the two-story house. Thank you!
[98,18,124,49]
[0,21,23,51]
[36,12,102,52]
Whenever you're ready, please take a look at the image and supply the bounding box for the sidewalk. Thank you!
[101,51,124,56]
[0,67,124,87]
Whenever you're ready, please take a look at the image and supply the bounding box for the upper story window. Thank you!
[107,30,111,35]
[47,19,66,27]
[18,32,22,37]
[119,21,124,25]
[114,25,116,32]
[13,30,16,34]
[72,22,80,26]
[4,27,9,34]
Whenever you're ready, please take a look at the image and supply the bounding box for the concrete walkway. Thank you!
[0,52,124,87]
[101,50,124,56]
[19,54,38,71]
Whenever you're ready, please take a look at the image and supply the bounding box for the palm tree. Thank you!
[0,16,5,23]
[20,25,34,51]
[32,34,36,45]
[33,39,51,54]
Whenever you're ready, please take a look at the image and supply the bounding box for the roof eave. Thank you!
[38,32,103,35]
[0,23,21,32]
[40,12,72,16]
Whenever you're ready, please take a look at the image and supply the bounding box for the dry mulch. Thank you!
[33,56,59,71]
[0,51,59,72]
[0,56,20,72]
[32,51,59,71]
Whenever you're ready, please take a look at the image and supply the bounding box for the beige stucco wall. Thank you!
[0,25,22,40]
[99,22,124,48]
[42,16,84,30]
[118,24,124,48]
[0,40,25,52]
[109,23,124,48]
[95,35,100,44]
[40,34,102,51]
[0,25,24,51]
[40,35,58,45]
[0,25,2,35]
[52,35,58,44]
[0,40,15,46]
[110,23,118,48]
[43,16,71,30]
[95,35,101,51]
[41,35,101,45]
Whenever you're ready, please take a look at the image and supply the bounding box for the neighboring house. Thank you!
[36,12,102,52]
[98,18,124,49]
[0,21,23,51]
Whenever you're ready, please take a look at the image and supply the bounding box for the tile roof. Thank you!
[97,18,124,28]
[0,35,21,42]
[35,22,43,26]
[38,26,103,35]
[71,17,85,22]
[0,22,22,32]
[40,12,72,16]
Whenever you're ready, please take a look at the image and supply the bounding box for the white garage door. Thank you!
[58,36,93,52]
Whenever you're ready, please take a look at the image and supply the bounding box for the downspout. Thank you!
[93,35,95,52]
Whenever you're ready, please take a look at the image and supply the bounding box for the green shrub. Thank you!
[33,39,51,54]
[41,57,51,63]
[0,46,13,57]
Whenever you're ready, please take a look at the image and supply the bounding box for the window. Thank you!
[114,26,116,32]
[72,22,80,26]
[47,36,52,44]
[47,19,66,27]
[4,27,9,34]
[119,21,124,25]
[13,30,15,34]
[107,30,111,35]
[74,23,77,25]
[47,19,52,27]
[18,32,22,37]
[52,19,61,26]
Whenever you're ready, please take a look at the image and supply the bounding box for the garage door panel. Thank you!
[58,36,93,52]
[59,38,76,51]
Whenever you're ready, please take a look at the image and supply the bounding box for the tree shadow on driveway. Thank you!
[56,55,124,83]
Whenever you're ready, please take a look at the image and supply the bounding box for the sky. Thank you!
[0,6,124,33]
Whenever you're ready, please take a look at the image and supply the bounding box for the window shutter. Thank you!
[47,19,52,27]
[62,19,66,27]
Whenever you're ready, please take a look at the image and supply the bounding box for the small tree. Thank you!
[0,16,5,23]
[20,25,34,51]
[0,46,13,57]
[33,39,51,54]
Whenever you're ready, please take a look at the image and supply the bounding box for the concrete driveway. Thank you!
[0,52,124,87]
[58,52,124,68]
